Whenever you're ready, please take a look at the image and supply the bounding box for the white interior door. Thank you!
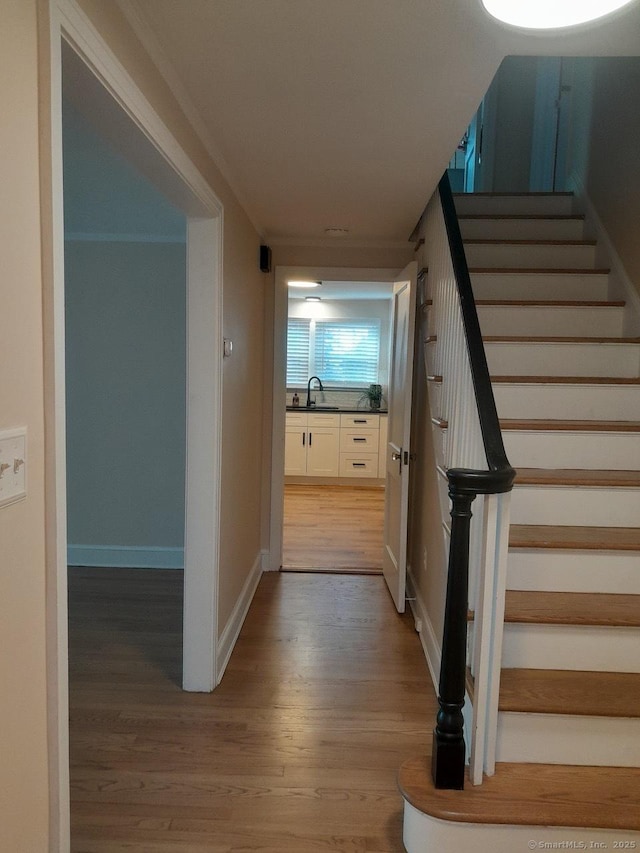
[382,262,417,612]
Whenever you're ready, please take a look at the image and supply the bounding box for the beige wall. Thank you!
[0,2,50,849]
[75,1,266,633]
[586,57,640,297]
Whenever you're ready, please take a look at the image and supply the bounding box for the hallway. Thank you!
[68,568,436,852]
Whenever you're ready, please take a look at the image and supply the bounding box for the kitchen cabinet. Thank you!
[284,413,340,477]
[285,411,387,480]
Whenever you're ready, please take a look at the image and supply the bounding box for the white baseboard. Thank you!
[261,549,278,572]
[406,566,441,692]
[216,551,264,684]
[67,544,184,569]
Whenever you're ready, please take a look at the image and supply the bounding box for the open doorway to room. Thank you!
[270,263,417,595]
[45,14,223,845]
[282,279,393,573]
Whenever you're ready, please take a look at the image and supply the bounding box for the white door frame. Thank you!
[269,265,401,571]
[42,1,224,848]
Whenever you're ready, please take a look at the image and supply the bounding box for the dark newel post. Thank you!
[432,476,476,790]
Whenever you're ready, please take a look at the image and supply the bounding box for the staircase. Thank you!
[400,192,640,850]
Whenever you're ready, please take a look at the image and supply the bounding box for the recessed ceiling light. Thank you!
[287,280,320,289]
[305,296,322,302]
[481,0,637,29]
[324,227,350,237]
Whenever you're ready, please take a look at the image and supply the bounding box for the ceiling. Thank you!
[119,0,640,245]
[288,281,393,300]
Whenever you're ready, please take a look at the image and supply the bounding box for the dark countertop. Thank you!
[286,406,388,414]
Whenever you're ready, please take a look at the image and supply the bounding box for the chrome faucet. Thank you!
[306,375,324,408]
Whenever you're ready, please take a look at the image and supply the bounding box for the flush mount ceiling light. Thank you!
[287,280,320,289]
[305,296,322,302]
[481,0,637,28]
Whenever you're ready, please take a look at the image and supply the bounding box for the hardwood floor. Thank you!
[283,485,385,572]
[69,568,436,852]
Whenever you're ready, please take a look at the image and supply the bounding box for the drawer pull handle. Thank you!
[353,463,366,468]
[354,419,367,423]
[353,437,366,442]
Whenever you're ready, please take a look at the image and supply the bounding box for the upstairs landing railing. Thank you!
[419,174,515,788]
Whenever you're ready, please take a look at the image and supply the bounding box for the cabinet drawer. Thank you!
[339,452,379,478]
[340,414,379,429]
[286,412,308,427]
[339,428,379,452]
[308,412,340,428]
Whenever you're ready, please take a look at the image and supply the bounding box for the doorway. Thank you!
[270,266,403,577]
[282,277,392,572]
[43,4,224,846]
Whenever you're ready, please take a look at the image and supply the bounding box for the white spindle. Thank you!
[420,187,512,785]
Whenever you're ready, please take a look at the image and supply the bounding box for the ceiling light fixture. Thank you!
[481,0,637,28]
[287,280,320,289]
[305,296,322,302]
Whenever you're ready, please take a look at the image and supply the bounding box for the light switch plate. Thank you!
[0,427,27,509]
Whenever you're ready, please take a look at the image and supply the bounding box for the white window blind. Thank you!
[286,319,311,385]
[286,317,381,387]
[314,320,380,385]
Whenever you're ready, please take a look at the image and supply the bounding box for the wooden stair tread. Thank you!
[515,468,640,487]
[483,335,640,343]
[460,214,585,221]
[504,590,640,626]
[501,418,640,432]
[454,191,574,197]
[477,298,623,306]
[470,268,611,276]
[499,669,640,718]
[398,757,640,831]
[492,376,640,385]
[464,238,596,246]
[509,524,640,551]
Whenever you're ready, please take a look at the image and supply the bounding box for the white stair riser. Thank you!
[507,549,640,595]
[477,305,624,337]
[465,242,597,270]
[402,804,636,853]
[493,383,640,420]
[502,623,640,672]
[487,342,640,378]
[496,713,640,767]
[454,194,575,217]
[511,484,640,526]
[460,217,585,241]
[471,271,609,301]
[503,429,640,470]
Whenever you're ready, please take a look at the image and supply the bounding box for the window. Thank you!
[286,319,310,385]
[287,318,381,387]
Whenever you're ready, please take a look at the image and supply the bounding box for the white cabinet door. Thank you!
[306,427,340,476]
[285,426,308,475]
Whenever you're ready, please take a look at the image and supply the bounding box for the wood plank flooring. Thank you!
[283,485,385,572]
[68,568,436,852]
